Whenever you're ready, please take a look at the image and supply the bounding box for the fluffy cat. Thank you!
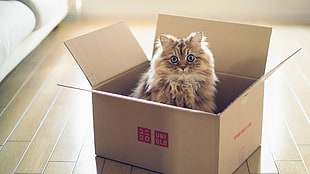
[131,31,218,113]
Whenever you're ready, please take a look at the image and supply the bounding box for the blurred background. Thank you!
[66,0,310,24]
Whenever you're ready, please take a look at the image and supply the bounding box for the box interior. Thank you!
[215,73,256,113]
[97,62,149,95]
[98,61,257,114]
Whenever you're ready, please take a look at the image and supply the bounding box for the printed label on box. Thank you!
[137,127,151,144]
[234,122,252,140]
[154,130,169,148]
[137,127,169,148]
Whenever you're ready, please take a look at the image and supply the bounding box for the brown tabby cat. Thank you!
[131,31,218,113]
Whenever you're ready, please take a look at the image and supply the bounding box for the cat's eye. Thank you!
[170,56,179,63]
[186,55,196,62]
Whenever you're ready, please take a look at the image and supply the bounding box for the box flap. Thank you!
[223,48,301,113]
[255,48,302,84]
[64,22,147,87]
[154,14,272,79]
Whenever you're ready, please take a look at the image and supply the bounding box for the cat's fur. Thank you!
[131,31,218,113]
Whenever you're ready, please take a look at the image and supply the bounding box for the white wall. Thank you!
[67,0,310,23]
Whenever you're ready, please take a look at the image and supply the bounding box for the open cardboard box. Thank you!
[63,14,300,174]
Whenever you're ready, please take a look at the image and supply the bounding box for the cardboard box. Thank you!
[63,14,300,173]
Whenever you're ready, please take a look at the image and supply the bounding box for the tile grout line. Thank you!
[71,125,93,174]
[283,65,310,124]
[42,101,76,174]
[262,76,281,173]
[13,82,74,173]
[12,86,64,174]
[40,66,80,174]
[42,107,75,174]
[60,74,93,173]
[286,29,310,93]
[0,54,47,117]
[46,160,76,163]
[292,59,310,88]
[3,52,69,146]
[2,64,60,147]
[281,73,310,174]
[11,59,75,174]
[264,143,280,173]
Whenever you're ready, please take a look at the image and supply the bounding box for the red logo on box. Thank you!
[137,127,169,148]
[154,130,169,148]
[137,127,151,144]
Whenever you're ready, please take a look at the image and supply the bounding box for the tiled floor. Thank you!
[0,21,309,173]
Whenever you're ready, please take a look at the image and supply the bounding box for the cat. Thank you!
[131,31,218,113]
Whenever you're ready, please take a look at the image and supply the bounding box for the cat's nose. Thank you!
[179,63,186,70]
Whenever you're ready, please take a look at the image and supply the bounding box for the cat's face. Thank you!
[152,32,215,81]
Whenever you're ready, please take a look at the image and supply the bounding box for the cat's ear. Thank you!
[190,31,203,43]
[159,34,175,50]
